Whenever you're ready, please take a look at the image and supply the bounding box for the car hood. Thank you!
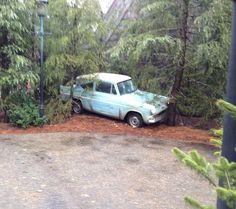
[122,90,169,109]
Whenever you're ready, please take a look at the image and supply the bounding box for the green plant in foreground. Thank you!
[210,128,223,156]
[9,103,47,128]
[6,91,47,128]
[173,148,236,209]
[172,100,236,209]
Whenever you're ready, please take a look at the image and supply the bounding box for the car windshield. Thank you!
[117,79,137,95]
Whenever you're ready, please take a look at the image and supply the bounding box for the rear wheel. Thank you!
[127,113,143,128]
[72,100,83,114]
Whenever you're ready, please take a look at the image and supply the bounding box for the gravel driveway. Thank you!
[0,133,216,209]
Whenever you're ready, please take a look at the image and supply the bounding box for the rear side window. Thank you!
[96,82,111,94]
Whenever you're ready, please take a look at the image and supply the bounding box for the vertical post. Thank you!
[217,1,236,209]
[39,15,44,117]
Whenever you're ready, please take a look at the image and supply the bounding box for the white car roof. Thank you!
[76,73,131,84]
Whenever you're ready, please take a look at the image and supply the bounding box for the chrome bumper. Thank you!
[147,111,167,124]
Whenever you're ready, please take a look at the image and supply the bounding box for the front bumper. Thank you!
[147,111,167,124]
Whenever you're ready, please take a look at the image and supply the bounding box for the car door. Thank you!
[76,82,94,111]
[92,81,120,118]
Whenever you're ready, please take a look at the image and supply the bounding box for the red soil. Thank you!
[0,112,212,145]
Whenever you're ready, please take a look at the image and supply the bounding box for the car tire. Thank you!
[72,100,83,114]
[127,113,143,128]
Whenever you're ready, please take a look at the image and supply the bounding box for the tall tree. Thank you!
[109,0,231,124]
[109,0,180,94]
[168,0,190,125]
[177,0,231,120]
[0,0,38,99]
[45,0,106,95]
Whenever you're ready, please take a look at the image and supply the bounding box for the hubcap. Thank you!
[73,104,81,113]
[129,116,140,127]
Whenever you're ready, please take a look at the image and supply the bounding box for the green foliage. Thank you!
[108,0,231,120]
[176,88,218,118]
[45,96,72,124]
[0,0,38,95]
[0,0,106,124]
[6,92,46,128]
[217,100,236,119]
[172,148,216,186]
[177,0,231,118]
[109,0,180,95]
[210,99,236,156]
[214,157,236,189]
[173,147,236,209]
[184,197,215,209]
[210,128,223,156]
[216,188,236,209]
[9,103,46,128]
[173,101,236,209]
[45,0,106,96]
[3,91,33,110]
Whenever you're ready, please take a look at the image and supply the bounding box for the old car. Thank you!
[60,73,169,128]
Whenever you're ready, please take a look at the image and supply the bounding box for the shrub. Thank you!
[9,103,46,128]
[45,96,72,124]
[5,91,47,128]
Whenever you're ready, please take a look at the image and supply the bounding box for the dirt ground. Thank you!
[0,133,216,209]
[0,112,214,145]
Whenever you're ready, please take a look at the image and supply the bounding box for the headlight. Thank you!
[150,106,157,115]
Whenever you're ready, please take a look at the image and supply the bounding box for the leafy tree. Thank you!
[177,0,231,119]
[168,0,190,125]
[109,0,180,95]
[0,0,107,125]
[108,0,231,123]
[45,0,107,96]
[0,0,38,100]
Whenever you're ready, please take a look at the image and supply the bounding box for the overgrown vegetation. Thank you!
[4,92,46,128]
[109,0,231,122]
[0,0,38,99]
[45,0,106,96]
[0,0,106,125]
[45,96,72,124]
[173,100,236,209]
[0,0,233,126]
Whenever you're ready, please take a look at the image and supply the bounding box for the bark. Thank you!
[217,1,236,209]
[168,2,189,126]
[1,87,10,122]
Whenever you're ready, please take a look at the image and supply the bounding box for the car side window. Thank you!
[111,85,117,95]
[96,82,111,94]
[81,82,93,91]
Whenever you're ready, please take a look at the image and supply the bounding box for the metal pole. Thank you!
[217,1,236,209]
[39,15,44,117]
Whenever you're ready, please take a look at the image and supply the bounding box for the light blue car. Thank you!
[60,73,169,128]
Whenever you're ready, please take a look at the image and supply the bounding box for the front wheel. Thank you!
[127,113,143,128]
[72,100,83,114]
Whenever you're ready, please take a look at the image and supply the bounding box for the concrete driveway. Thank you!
[0,133,216,209]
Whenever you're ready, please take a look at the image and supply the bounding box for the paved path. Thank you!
[0,133,216,209]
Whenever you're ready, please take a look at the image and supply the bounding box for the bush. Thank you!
[9,103,46,128]
[4,91,34,109]
[5,91,47,128]
[45,96,72,124]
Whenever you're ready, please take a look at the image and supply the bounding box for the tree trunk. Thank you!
[1,87,10,122]
[217,1,236,208]
[168,1,189,126]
